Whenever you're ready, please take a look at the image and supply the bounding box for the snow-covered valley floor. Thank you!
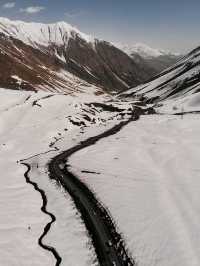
[0,87,126,266]
[70,114,200,266]
[1,87,200,266]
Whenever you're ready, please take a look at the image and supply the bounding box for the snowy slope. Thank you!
[120,46,200,111]
[70,114,200,266]
[0,88,98,266]
[0,86,135,266]
[0,17,93,48]
[0,21,102,93]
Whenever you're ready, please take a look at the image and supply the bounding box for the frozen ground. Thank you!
[2,85,200,266]
[70,114,200,266]
[157,91,200,114]
[0,87,126,266]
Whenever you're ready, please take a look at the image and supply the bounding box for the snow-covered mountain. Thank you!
[120,45,200,112]
[0,17,93,48]
[118,43,181,73]
[0,17,156,93]
[121,43,168,59]
[2,18,200,266]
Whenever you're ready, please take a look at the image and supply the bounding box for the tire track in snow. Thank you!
[22,163,62,266]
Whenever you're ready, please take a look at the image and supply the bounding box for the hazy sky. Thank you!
[0,0,199,53]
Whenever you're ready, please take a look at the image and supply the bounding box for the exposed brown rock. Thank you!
[0,32,156,93]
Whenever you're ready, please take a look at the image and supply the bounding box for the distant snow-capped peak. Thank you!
[0,17,93,48]
[118,43,178,59]
[126,43,166,58]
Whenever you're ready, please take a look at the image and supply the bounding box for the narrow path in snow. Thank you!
[48,109,144,266]
[22,163,62,266]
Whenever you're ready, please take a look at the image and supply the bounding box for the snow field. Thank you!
[0,88,121,266]
[70,114,200,266]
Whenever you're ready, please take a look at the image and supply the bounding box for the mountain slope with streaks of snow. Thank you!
[0,17,156,93]
[120,45,200,112]
[0,17,93,48]
[118,43,181,73]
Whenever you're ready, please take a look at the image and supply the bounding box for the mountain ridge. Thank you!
[0,17,93,48]
[119,45,200,111]
[1,17,183,94]
[116,42,181,74]
[0,17,158,93]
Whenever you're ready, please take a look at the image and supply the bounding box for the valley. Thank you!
[0,15,200,266]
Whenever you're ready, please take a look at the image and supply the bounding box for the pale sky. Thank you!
[0,0,199,53]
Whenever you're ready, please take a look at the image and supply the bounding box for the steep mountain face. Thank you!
[120,43,181,73]
[0,32,86,92]
[0,17,155,93]
[57,38,155,92]
[0,18,92,48]
[120,46,200,104]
